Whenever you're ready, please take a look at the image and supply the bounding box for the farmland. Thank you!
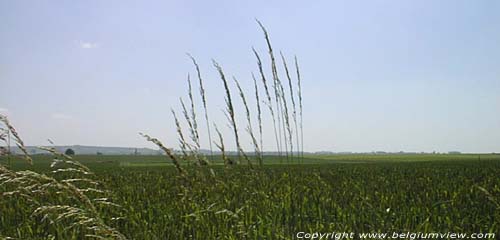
[1,9,499,239]
[1,154,499,239]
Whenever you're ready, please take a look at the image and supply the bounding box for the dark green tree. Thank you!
[65,148,75,155]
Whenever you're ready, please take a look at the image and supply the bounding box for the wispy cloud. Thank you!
[51,113,73,120]
[79,41,99,49]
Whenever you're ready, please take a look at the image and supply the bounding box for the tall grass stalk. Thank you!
[179,97,208,166]
[281,52,300,163]
[7,127,10,167]
[187,75,200,149]
[213,124,233,166]
[3,124,11,167]
[1,115,126,239]
[0,126,6,157]
[180,98,198,148]
[252,73,264,164]
[2,124,12,167]
[140,133,186,176]
[171,109,192,164]
[32,146,126,239]
[257,20,286,162]
[252,48,280,159]
[180,79,209,165]
[0,114,32,165]
[213,61,252,167]
[213,60,243,164]
[234,78,262,166]
[188,54,214,160]
[277,73,293,164]
[185,74,212,166]
[295,56,304,161]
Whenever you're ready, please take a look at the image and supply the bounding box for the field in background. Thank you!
[3,153,500,169]
[1,154,500,238]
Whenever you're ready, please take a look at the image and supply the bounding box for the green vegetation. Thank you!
[65,148,75,156]
[4,153,500,169]
[2,21,499,239]
[1,154,500,239]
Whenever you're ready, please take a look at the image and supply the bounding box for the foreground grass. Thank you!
[1,155,500,239]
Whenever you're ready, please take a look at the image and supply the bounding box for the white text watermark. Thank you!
[295,231,495,239]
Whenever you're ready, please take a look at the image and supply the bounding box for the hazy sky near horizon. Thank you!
[1,0,499,153]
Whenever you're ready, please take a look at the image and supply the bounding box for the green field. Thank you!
[4,153,499,169]
[1,154,499,239]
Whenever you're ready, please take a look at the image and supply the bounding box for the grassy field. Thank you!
[1,22,498,237]
[4,153,499,169]
[3,12,500,239]
[1,154,499,239]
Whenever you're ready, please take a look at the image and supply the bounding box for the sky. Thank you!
[1,0,499,153]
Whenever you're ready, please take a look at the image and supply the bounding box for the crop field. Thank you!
[5,153,497,169]
[1,12,500,239]
[1,154,500,239]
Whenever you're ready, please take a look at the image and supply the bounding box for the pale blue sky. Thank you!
[1,0,499,153]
